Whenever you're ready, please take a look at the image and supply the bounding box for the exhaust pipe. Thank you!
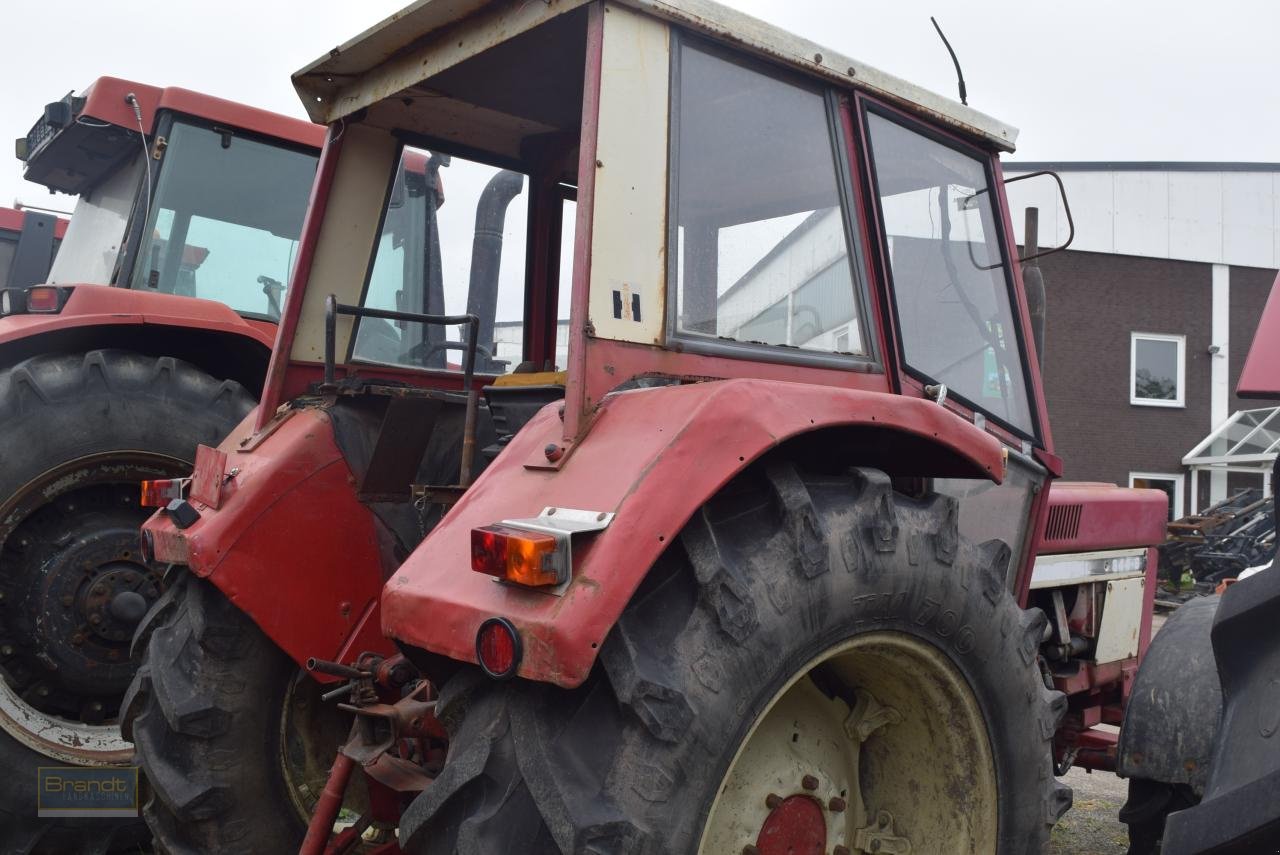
[466,170,525,373]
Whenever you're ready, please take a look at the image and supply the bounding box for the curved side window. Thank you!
[866,111,1035,437]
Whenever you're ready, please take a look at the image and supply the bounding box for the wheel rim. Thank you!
[279,672,380,839]
[0,451,185,764]
[699,631,998,855]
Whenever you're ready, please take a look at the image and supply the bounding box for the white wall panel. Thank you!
[1222,172,1276,269]
[1167,171,1223,264]
[1007,166,1280,269]
[1113,171,1170,258]
[1056,172,1116,255]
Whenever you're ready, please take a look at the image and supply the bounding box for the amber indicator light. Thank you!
[470,524,562,587]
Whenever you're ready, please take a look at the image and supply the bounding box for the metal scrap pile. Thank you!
[1159,488,1277,600]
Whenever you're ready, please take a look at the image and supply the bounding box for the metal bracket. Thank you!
[497,507,615,596]
[843,690,902,743]
[854,810,911,854]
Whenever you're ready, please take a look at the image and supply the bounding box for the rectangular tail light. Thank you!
[471,524,566,587]
[140,478,186,508]
[0,285,72,316]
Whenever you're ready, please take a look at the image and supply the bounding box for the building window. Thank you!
[1130,472,1184,521]
[1131,333,1185,407]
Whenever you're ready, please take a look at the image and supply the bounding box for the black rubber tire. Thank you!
[1120,778,1199,855]
[120,573,308,854]
[400,461,1072,854]
[0,349,253,854]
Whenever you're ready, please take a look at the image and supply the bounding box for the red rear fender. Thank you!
[142,405,393,677]
[382,378,1006,688]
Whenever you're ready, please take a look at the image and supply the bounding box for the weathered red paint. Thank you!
[561,2,605,444]
[0,285,275,358]
[382,378,1005,689]
[0,206,69,239]
[258,124,344,428]
[1238,271,1280,397]
[756,796,826,855]
[142,406,394,677]
[1022,482,1166,604]
[71,77,323,149]
[1036,482,1168,556]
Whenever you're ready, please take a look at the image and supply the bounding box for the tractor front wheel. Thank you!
[402,461,1072,854]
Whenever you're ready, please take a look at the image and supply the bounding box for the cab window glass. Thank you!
[354,149,527,375]
[127,120,317,319]
[671,42,865,357]
[866,112,1035,436]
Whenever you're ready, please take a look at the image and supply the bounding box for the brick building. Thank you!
[1006,163,1280,517]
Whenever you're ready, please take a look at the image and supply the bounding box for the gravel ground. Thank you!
[1049,766,1130,854]
[1048,612,1168,853]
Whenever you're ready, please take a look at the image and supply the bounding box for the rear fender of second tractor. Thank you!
[383,376,1007,688]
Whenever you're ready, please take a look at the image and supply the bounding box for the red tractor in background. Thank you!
[0,77,328,852]
[128,1,1169,853]
[0,205,66,291]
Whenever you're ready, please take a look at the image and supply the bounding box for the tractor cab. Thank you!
[7,77,324,325]
[131,3,1166,852]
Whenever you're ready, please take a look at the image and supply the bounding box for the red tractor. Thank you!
[0,77,327,851]
[0,206,66,291]
[129,2,1167,853]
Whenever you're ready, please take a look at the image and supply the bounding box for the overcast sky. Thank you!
[4,0,1278,209]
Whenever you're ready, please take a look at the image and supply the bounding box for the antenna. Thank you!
[930,17,968,106]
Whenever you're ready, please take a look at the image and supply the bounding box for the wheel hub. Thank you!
[700,633,998,855]
[0,453,182,762]
[33,527,161,704]
[756,795,827,855]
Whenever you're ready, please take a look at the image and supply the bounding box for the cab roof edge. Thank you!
[292,0,1018,152]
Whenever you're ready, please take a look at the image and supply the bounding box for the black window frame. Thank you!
[664,31,880,373]
[860,99,1042,443]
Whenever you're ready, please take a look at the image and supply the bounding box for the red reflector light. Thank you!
[25,286,61,313]
[140,478,183,508]
[475,617,522,680]
[471,524,563,587]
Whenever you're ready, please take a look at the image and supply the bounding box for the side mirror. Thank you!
[1004,170,1074,263]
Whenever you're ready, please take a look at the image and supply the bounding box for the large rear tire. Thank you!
[0,349,253,853]
[401,462,1071,854]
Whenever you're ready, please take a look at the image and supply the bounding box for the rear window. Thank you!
[669,41,866,360]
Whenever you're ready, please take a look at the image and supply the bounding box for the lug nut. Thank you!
[828,796,847,813]
[71,633,85,646]
[802,774,819,791]
[89,614,102,625]
[765,793,783,810]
